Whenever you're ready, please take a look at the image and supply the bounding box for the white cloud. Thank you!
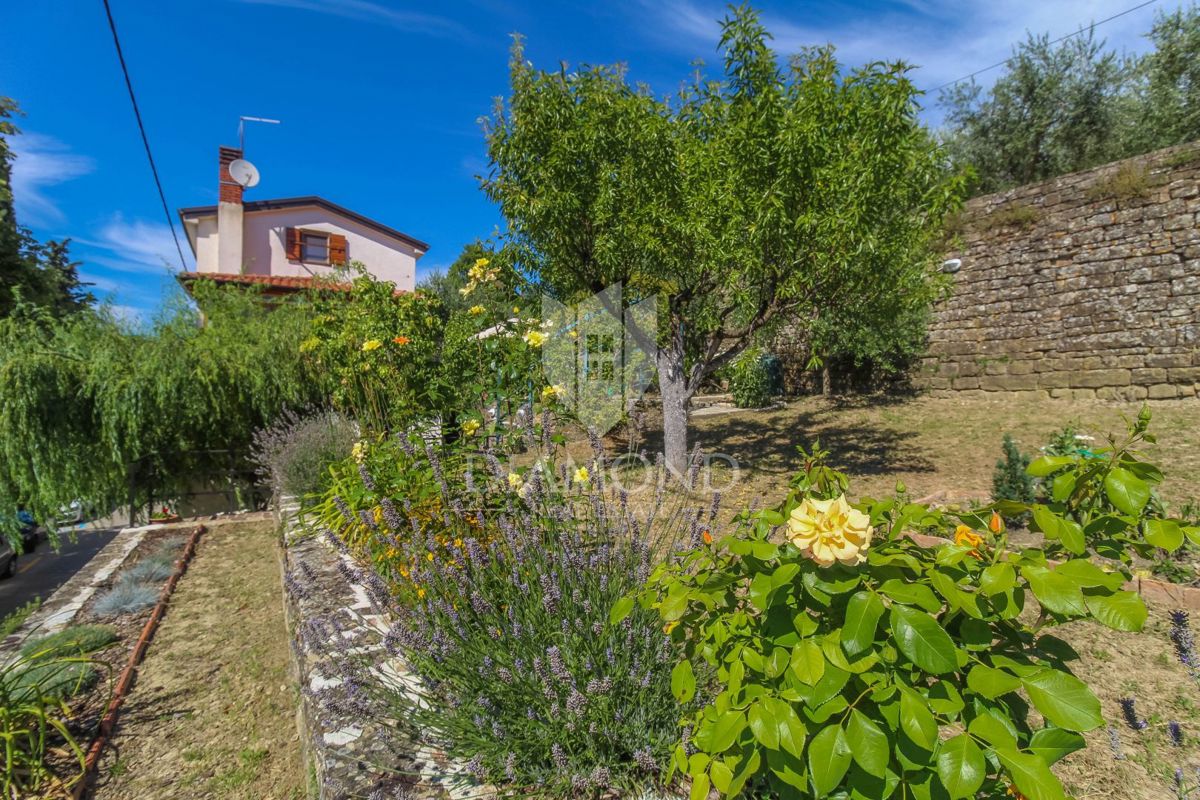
[76,215,192,275]
[636,0,1180,100]
[8,132,94,226]
[233,0,471,39]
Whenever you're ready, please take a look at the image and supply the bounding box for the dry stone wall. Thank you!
[921,142,1200,400]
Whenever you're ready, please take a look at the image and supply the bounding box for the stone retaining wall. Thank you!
[921,141,1200,400]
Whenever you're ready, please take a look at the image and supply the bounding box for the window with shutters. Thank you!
[301,231,330,264]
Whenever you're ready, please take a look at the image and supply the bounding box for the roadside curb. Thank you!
[74,523,207,800]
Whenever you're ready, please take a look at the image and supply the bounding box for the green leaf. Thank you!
[936,734,985,799]
[1028,728,1086,764]
[879,579,941,612]
[1145,518,1184,551]
[710,760,734,794]
[1031,505,1063,539]
[1050,472,1077,502]
[969,711,1018,750]
[689,770,710,800]
[979,563,1016,596]
[995,748,1068,800]
[1027,455,1076,477]
[1021,669,1103,732]
[768,697,808,758]
[808,724,853,796]
[1104,467,1151,515]
[966,664,1021,699]
[749,700,780,750]
[890,605,958,674]
[609,595,634,624]
[1024,567,1087,616]
[1084,591,1147,632]
[671,660,696,704]
[846,709,890,778]
[899,688,938,750]
[707,710,747,753]
[1057,518,1085,554]
[841,591,885,658]
[749,571,775,611]
[790,640,826,686]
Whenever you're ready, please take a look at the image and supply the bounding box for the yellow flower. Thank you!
[663,621,679,634]
[469,305,485,315]
[507,472,524,490]
[351,441,367,463]
[361,338,383,352]
[541,384,566,403]
[523,330,548,347]
[954,525,984,556]
[474,257,490,269]
[574,466,590,484]
[786,494,872,567]
[417,587,426,599]
[299,336,320,353]
[462,419,481,436]
[459,284,475,296]
[427,552,435,562]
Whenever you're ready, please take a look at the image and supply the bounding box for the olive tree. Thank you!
[484,7,963,473]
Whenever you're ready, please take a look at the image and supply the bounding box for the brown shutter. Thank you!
[285,227,302,261]
[329,233,348,266]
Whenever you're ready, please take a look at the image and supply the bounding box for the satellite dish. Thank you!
[228,158,260,188]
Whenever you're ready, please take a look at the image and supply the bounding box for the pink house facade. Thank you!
[177,146,427,294]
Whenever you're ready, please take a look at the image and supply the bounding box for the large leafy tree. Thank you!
[484,8,963,472]
[940,30,1129,193]
[0,97,92,317]
[1127,4,1200,152]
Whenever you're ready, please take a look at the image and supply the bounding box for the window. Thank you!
[301,231,330,264]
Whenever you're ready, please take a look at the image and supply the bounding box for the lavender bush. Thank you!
[251,407,358,499]
[330,429,706,796]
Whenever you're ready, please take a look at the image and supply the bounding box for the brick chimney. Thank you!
[216,146,244,274]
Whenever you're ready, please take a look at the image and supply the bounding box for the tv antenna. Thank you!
[238,115,280,151]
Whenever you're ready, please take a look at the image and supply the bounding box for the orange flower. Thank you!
[392,335,411,346]
[954,524,984,556]
[989,510,1004,534]
[702,529,713,544]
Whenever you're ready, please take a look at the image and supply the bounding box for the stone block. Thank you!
[1073,369,1131,388]
[1148,383,1179,399]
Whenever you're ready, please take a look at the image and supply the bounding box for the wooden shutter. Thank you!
[285,227,302,261]
[329,233,348,265]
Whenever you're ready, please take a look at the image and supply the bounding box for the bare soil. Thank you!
[91,519,303,800]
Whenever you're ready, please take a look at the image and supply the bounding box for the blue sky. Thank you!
[1,0,1185,319]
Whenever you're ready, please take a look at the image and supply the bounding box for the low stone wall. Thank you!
[921,141,1200,400]
[277,504,476,800]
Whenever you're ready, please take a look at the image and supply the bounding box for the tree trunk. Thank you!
[657,330,689,479]
[821,360,832,397]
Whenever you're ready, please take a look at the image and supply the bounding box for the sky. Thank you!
[0,0,1187,319]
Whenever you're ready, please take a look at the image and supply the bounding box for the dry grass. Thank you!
[92,520,303,800]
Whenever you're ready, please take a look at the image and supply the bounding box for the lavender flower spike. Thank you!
[1118,697,1148,731]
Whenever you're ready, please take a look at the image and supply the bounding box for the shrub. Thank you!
[20,624,117,661]
[726,348,777,408]
[123,558,174,584]
[251,408,358,499]
[92,581,159,618]
[323,428,696,795]
[5,660,99,703]
[0,597,40,638]
[628,444,1169,800]
[991,433,1035,510]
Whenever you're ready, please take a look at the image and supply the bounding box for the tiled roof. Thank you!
[176,272,407,295]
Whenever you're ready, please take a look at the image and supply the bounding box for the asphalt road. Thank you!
[0,525,120,620]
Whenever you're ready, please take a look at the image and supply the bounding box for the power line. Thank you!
[931,0,1163,93]
[101,0,187,270]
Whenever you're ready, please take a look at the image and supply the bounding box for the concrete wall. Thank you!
[921,142,1200,400]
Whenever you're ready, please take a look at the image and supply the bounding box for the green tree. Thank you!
[940,30,1129,193]
[484,8,963,472]
[417,240,519,315]
[1126,4,1200,152]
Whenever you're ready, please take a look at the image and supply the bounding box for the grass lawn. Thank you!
[93,519,303,800]
[606,395,1200,514]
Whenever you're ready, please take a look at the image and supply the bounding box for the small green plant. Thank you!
[726,348,777,408]
[20,624,118,661]
[0,597,41,638]
[93,581,159,617]
[992,434,1036,512]
[1085,162,1153,203]
[983,202,1040,230]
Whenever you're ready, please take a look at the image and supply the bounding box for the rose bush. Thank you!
[620,445,1172,800]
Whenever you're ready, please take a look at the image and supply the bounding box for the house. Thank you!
[177,146,428,295]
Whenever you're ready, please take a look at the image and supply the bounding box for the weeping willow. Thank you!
[0,282,323,542]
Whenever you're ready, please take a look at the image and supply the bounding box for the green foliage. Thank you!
[416,240,520,315]
[981,203,1040,231]
[0,281,320,543]
[1085,162,1154,203]
[20,624,118,662]
[252,408,358,499]
[992,434,1036,511]
[1020,407,1187,560]
[484,6,965,469]
[625,444,1165,800]
[1126,4,1200,153]
[727,348,776,408]
[0,596,40,638]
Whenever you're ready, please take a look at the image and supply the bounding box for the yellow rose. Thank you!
[523,330,548,347]
[507,472,524,490]
[474,257,490,269]
[574,466,590,484]
[786,494,872,567]
[541,384,566,403]
[361,338,383,352]
[462,419,481,436]
[469,305,485,315]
